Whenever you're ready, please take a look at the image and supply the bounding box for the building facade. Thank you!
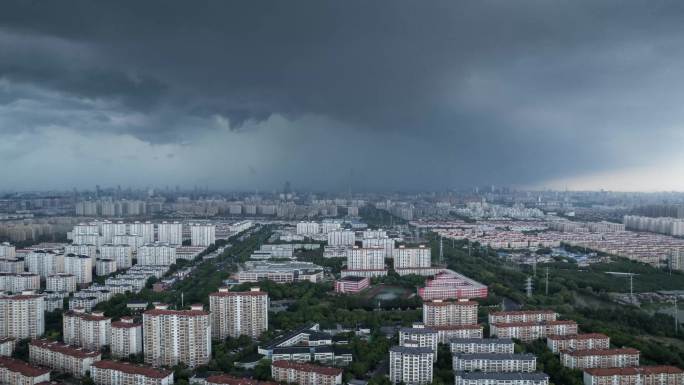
[209,287,269,340]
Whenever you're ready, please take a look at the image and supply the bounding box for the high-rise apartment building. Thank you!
[143,304,211,368]
[63,309,111,350]
[190,224,216,247]
[394,245,431,269]
[129,221,155,244]
[0,293,45,339]
[209,287,269,340]
[0,273,40,293]
[64,254,93,284]
[158,222,183,245]
[423,300,478,327]
[25,250,64,278]
[46,273,78,293]
[137,243,177,266]
[111,317,143,359]
[327,230,355,246]
[99,244,133,269]
[389,346,434,385]
[0,356,50,384]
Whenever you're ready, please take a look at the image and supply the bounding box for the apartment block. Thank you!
[137,243,177,266]
[25,251,64,278]
[206,374,278,385]
[157,222,183,246]
[111,317,143,359]
[29,339,101,377]
[0,356,50,384]
[547,333,610,354]
[399,327,438,361]
[450,338,515,354]
[489,320,578,342]
[99,244,133,269]
[423,300,478,327]
[0,273,40,293]
[91,360,173,385]
[452,353,537,372]
[433,324,484,343]
[488,310,557,325]
[143,304,211,368]
[64,254,93,284]
[63,309,111,350]
[0,293,45,339]
[271,361,343,385]
[0,338,14,356]
[454,372,549,385]
[389,346,434,385]
[418,271,488,300]
[190,223,216,247]
[583,366,684,385]
[394,245,431,269]
[209,287,269,340]
[46,273,78,293]
[560,348,640,370]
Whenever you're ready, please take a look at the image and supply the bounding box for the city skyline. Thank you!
[2,2,684,191]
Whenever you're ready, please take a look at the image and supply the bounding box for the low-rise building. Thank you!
[433,324,484,343]
[452,353,537,372]
[334,276,370,294]
[489,320,578,342]
[0,356,50,384]
[560,348,640,369]
[450,338,515,354]
[29,338,101,377]
[91,360,173,385]
[454,372,549,385]
[488,310,557,325]
[206,374,278,385]
[271,361,343,385]
[583,366,684,385]
[547,333,610,354]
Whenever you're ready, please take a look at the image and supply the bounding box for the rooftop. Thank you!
[92,360,172,378]
[272,361,343,376]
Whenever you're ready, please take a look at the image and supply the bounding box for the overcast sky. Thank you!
[1,1,684,192]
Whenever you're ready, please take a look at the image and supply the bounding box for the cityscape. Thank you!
[2,2,684,385]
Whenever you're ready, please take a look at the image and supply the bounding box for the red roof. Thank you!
[424,300,477,307]
[585,366,683,376]
[0,357,49,377]
[112,321,142,329]
[492,320,576,327]
[490,310,556,316]
[432,324,483,330]
[92,360,172,378]
[548,333,609,341]
[563,348,639,357]
[209,291,267,297]
[30,339,101,358]
[144,309,208,316]
[207,374,279,385]
[272,361,343,376]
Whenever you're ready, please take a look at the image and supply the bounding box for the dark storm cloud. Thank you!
[1,1,684,190]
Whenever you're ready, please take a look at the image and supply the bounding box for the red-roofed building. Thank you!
[583,366,684,385]
[490,320,578,342]
[206,374,279,385]
[209,287,269,340]
[91,360,173,385]
[417,271,487,300]
[111,317,143,359]
[561,348,640,370]
[63,309,111,350]
[0,356,50,384]
[29,339,101,377]
[271,361,343,385]
[334,276,370,294]
[547,333,610,353]
[143,304,211,368]
[423,300,478,327]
